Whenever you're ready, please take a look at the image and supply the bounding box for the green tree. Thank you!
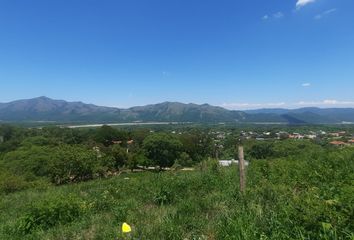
[179,130,213,162]
[143,133,183,168]
[249,142,275,159]
[127,152,150,171]
[1,146,52,178]
[111,145,129,169]
[176,152,193,167]
[94,125,127,146]
[49,145,98,184]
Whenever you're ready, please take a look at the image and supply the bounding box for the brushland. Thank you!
[0,125,353,239]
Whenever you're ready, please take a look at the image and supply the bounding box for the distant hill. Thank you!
[245,108,354,124]
[0,97,354,124]
[128,102,246,122]
[0,97,122,122]
[0,97,246,123]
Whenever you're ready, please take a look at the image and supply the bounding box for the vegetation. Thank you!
[0,124,353,239]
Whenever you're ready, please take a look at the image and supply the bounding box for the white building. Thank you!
[219,159,249,167]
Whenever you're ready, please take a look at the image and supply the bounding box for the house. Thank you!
[318,130,327,135]
[276,132,289,139]
[348,140,354,145]
[219,159,249,167]
[112,140,122,144]
[306,134,317,140]
[329,141,347,147]
[329,131,346,137]
[127,140,134,144]
[289,133,304,140]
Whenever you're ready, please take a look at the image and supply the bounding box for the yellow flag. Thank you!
[122,222,132,233]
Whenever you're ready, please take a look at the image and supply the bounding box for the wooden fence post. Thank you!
[238,145,246,193]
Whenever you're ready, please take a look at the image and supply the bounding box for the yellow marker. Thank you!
[122,222,132,233]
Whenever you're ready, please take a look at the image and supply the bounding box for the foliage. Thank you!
[1,146,53,178]
[94,125,127,146]
[176,152,194,167]
[0,171,28,194]
[17,195,85,234]
[179,130,213,162]
[1,124,354,239]
[143,132,183,168]
[0,146,352,239]
[249,142,275,159]
[127,152,150,170]
[110,144,129,169]
[48,145,99,184]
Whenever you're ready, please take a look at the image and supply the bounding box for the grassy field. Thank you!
[1,148,353,240]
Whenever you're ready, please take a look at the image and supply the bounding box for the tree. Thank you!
[94,125,127,146]
[111,145,129,169]
[176,152,193,167]
[143,133,183,168]
[249,142,275,160]
[127,152,150,171]
[49,145,98,184]
[179,130,213,162]
[1,146,52,178]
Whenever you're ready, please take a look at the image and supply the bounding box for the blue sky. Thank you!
[0,0,353,109]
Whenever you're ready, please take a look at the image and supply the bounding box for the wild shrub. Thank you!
[151,172,194,206]
[0,171,28,194]
[198,158,221,174]
[17,195,85,234]
[153,186,174,206]
[1,146,52,178]
[112,202,129,223]
[48,145,99,184]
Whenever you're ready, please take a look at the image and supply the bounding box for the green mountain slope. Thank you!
[1,97,354,124]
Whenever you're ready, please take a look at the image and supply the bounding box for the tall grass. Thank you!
[1,149,353,239]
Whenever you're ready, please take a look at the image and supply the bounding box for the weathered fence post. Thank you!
[238,145,246,193]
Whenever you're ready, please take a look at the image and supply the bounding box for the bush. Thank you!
[111,145,129,169]
[249,142,275,159]
[198,158,221,174]
[48,145,99,184]
[153,186,174,206]
[176,152,194,167]
[0,171,28,194]
[143,133,183,168]
[17,195,85,234]
[1,146,52,178]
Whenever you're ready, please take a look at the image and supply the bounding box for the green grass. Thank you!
[1,150,353,240]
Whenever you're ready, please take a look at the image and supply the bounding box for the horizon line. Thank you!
[1,96,354,111]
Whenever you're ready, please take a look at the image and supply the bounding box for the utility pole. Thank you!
[238,145,246,193]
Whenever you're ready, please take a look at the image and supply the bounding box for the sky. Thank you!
[0,0,354,110]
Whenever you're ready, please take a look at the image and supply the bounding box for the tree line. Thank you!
[0,124,351,192]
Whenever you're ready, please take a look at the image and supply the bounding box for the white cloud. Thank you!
[297,100,354,106]
[221,102,286,110]
[262,12,284,21]
[302,83,311,87]
[314,8,337,20]
[296,0,317,9]
[221,99,354,110]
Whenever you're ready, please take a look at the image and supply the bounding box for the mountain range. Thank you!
[0,96,354,124]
